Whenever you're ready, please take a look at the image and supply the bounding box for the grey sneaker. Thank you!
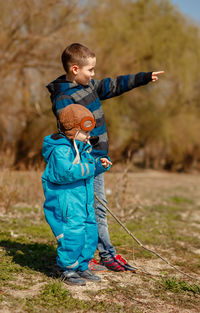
[77,269,101,282]
[61,270,86,286]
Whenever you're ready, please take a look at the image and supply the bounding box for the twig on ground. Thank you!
[95,192,200,282]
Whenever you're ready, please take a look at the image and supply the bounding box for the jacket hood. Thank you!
[42,133,70,162]
[42,133,92,163]
[46,75,79,99]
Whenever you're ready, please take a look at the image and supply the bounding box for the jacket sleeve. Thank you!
[44,147,95,184]
[94,156,111,176]
[93,72,152,100]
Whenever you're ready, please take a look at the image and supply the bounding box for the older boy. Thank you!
[46,43,164,272]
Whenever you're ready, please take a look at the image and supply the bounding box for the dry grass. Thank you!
[0,169,200,312]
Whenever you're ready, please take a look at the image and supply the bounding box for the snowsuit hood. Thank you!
[42,133,70,163]
[42,133,91,164]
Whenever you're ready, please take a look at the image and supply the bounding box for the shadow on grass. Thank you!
[0,239,58,277]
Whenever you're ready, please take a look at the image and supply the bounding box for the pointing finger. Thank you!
[152,71,165,75]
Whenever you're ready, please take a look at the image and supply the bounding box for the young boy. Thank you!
[46,43,164,272]
[42,104,111,285]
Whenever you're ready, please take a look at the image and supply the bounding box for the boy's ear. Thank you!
[71,65,79,75]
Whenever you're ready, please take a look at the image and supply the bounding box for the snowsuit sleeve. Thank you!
[44,146,95,185]
[93,72,152,100]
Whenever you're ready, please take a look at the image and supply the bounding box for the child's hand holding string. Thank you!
[101,158,112,168]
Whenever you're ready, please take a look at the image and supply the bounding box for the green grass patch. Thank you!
[0,237,57,276]
[157,276,200,295]
[0,216,54,243]
[109,204,183,250]
[170,196,194,205]
[86,282,144,313]
[23,281,124,313]
[0,253,24,284]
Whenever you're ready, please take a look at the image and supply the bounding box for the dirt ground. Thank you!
[0,170,200,312]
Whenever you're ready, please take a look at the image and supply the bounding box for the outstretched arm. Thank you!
[92,71,164,100]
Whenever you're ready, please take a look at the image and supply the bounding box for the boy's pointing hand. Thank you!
[151,71,164,82]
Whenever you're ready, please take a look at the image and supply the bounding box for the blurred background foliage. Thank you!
[1,0,200,171]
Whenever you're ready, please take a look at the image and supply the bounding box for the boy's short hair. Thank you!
[61,43,95,73]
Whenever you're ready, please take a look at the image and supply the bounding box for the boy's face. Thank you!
[76,130,90,143]
[74,57,96,85]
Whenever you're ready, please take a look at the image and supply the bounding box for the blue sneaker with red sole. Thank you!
[115,254,137,272]
[100,255,137,272]
[100,256,126,272]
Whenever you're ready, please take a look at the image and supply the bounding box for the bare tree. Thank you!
[0,0,82,167]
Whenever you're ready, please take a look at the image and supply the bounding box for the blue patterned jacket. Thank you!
[46,72,152,157]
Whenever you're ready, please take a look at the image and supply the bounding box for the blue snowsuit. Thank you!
[42,133,110,271]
